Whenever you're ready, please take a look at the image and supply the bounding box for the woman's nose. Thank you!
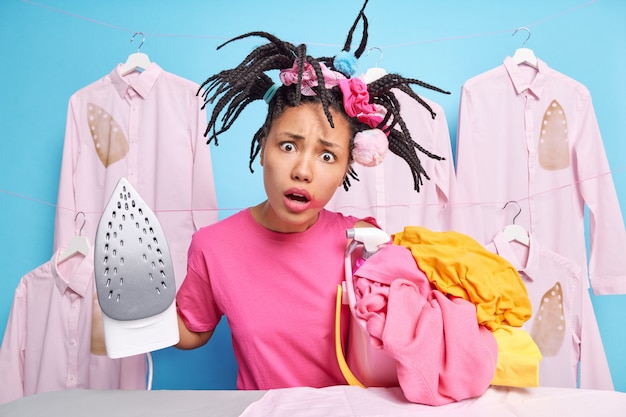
[291,156,312,182]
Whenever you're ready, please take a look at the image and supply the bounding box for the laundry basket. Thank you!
[335,231,398,388]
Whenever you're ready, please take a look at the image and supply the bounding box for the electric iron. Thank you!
[94,177,179,359]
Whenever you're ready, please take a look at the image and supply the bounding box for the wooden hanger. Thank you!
[362,47,387,83]
[58,212,91,263]
[501,201,530,246]
[511,27,538,69]
[120,32,151,76]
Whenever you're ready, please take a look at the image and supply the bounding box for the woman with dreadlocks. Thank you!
[173,2,499,399]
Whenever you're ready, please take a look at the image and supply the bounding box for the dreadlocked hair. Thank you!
[197,0,451,193]
[198,31,366,189]
[360,73,451,192]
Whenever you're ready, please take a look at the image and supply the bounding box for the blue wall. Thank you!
[1,0,625,391]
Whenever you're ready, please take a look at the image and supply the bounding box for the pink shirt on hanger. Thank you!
[53,63,218,287]
[452,57,626,296]
[0,249,146,405]
[486,232,612,389]
[326,90,455,235]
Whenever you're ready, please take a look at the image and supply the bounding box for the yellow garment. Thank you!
[392,226,531,331]
[491,325,542,387]
[393,226,540,387]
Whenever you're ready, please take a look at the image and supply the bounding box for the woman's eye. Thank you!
[280,142,296,152]
[320,151,336,163]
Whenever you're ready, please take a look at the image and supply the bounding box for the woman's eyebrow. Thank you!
[319,138,341,148]
[278,132,342,149]
[277,131,304,141]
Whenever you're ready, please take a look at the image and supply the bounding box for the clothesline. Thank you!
[21,0,598,50]
[378,0,599,49]
[2,163,624,215]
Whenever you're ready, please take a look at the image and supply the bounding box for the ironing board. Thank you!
[2,385,625,417]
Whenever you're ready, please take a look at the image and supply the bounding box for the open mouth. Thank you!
[286,192,310,203]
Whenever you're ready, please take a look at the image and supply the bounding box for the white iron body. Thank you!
[94,178,179,359]
[100,304,178,359]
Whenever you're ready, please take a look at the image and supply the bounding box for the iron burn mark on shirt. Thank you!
[538,99,569,171]
[531,281,566,356]
[87,102,129,167]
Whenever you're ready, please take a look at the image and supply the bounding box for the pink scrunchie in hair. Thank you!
[279,61,345,96]
[338,78,380,125]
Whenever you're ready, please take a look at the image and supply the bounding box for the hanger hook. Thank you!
[512,27,531,48]
[130,32,145,52]
[502,201,522,225]
[367,46,384,67]
[74,211,86,236]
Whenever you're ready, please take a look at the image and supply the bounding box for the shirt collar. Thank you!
[502,56,547,99]
[492,231,541,282]
[110,62,162,99]
[52,247,94,297]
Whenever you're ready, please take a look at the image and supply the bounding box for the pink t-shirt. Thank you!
[176,209,370,390]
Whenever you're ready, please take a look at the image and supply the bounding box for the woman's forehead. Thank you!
[270,104,352,142]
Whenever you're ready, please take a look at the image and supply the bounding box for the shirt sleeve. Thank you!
[579,291,614,389]
[432,102,455,230]
[0,281,26,405]
[53,95,81,251]
[190,92,219,230]
[175,233,221,332]
[574,90,626,294]
[450,82,486,241]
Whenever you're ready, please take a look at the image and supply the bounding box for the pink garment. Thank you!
[279,61,345,95]
[176,209,376,390]
[238,385,626,417]
[452,57,626,297]
[353,244,497,405]
[486,232,613,389]
[0,248,146,405]
[326,90,454,235]
[53,62,218,288]
[337,78,383,128]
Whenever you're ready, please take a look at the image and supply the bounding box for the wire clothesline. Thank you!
[10,0,621,216]
[22,0,599,49]
[2,164,624,215]
[378,0,599,49]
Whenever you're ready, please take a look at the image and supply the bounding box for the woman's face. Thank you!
[256,103,352,233]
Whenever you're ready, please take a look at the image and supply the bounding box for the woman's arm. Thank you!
[174,312,214,350]
[353,219,377,229]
